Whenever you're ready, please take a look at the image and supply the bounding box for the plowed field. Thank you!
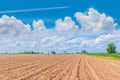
[0,54,120,80]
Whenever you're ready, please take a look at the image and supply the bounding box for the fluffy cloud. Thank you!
[79,30,120,51]
[33,20,46,31]
[55,16,79,32]
[0,15,30,38]
[75,8,117,32]
[40,36,65,48]
[93,30,120,48]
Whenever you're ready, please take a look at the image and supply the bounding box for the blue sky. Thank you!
[0,0,120,53]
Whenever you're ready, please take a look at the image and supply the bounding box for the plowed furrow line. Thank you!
[2,57,58,78]
[0,56,49,71]
[87,57,120,80]
[1,57,50,72]
[68,56,81,80]
[76,56,81,80]
[78,56,92,80]
[85,58,99,80]
[86,60,105,80]
[10,56,72,79]
[101,60,120,68]
[20,56,73,80]
[53,56,78,80]
[34,57,75,80]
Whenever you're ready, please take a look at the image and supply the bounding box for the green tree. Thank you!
[81,50,87,53]
[41,52,43,54]
[106,43,116,54]
[64,50,67,54]
[51,51,56,54]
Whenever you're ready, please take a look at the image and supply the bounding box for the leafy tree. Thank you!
[106,43,116,54]
[81,50,87,53]
[48,52,49,54]
[64,50,67,54]
[41,52,43,54]
[51,51,56,54]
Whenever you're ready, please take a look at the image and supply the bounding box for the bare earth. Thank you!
[0,54,120,80]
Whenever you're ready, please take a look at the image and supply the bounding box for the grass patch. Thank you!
[81,53,120,60]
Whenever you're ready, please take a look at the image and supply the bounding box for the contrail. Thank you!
[0,6,71,13]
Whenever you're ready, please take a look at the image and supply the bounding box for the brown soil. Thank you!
[0,54,120,80]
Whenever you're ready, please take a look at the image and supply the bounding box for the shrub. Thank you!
[51,51,56,54]
[81,50,87,53]
[106,43,116,54]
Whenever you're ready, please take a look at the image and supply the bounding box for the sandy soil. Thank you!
[0,54,120,80]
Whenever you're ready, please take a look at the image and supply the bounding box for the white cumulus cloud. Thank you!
[33,20,46,31]
[75,8,117,32]
[55,16,79,32]
[0,15,31,38]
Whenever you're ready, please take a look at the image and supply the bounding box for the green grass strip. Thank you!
[81,53,120,60]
